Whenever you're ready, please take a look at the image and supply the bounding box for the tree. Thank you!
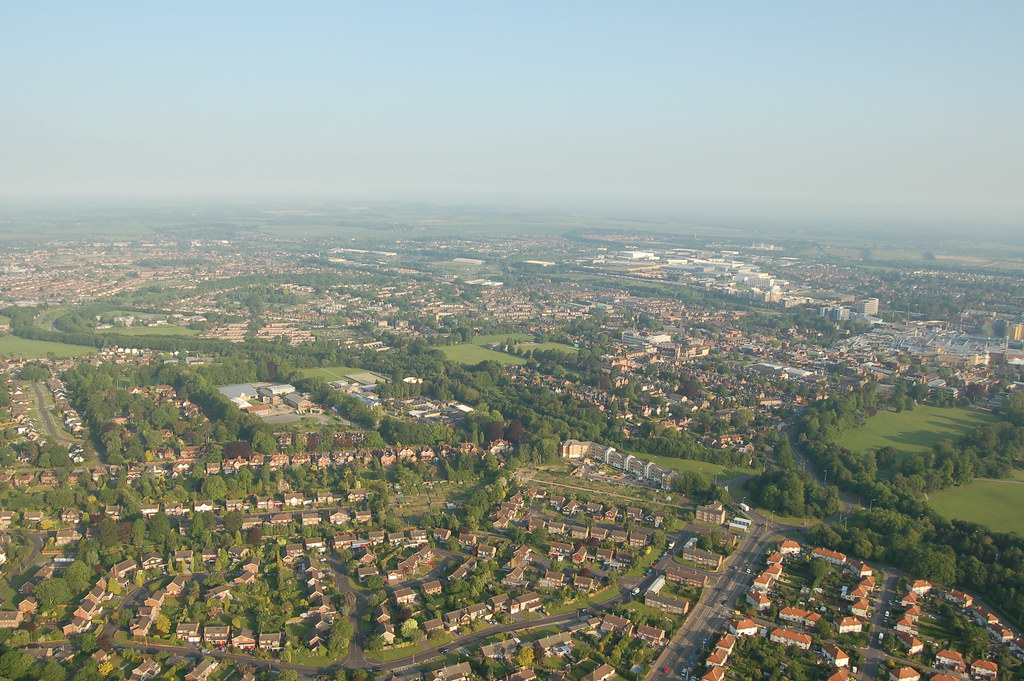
[0,650,32,680]
[201,475,228,500]
[400,618,420,641]
[155,614,171,635]
[36,577,72,611]
[516,646,535,667]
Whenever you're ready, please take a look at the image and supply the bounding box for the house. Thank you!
[203,625,230,647]
[944,589,973,608]
[909,579,932,595]
[888,668,920,681]
[822,644,849,668]
[176,622,201,644]
[894,616,917,635]
[540,571,565,589]
[636,624,666,645]
[836,617,862,634]
[702,668,726,681]
[970,660,998,678]
[600,613,634,636]
[184,659,220,681]
[424,662,472,681]
[422,580,442,596]
[895,631,923,655]
[779,539,802,555]
[509,592,542,614]
[130,659,161,681]
[745,591,771,611]
[583,664,616,681]
[850,598,871,618]
[811,547,847,566]
[729,618,759,637]
[769,627,812,650]
[935,650,965,672]
[0,611,24,629]
[393,587,417,606]
[232,629,256,651]
[140,553,164,570]
[258,632,282,651]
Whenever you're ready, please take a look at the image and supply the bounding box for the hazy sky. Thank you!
[2,2,1022,222]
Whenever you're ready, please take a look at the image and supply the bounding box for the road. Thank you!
[30,381,75,445]
[787,428,861,512]
[645,510,791,681]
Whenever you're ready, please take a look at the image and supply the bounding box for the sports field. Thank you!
[298,366,386,384]
[0,334,96,358]
[96,325,199,336]
[836,405,994,457]
[515,341,577,354]
[929,480,1024,535]
[439,344,527,365]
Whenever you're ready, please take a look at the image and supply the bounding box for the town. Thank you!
[0,216,1022,681]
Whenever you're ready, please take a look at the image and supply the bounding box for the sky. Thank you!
[1,2,1022,224]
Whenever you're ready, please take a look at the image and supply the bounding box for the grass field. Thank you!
[0,334,96,358]
[439,344,527,365]
[516,341,577,354]
[96,325,199,336]
[298,366,387,383]
[836,406,995,457]
[928,480,1024,535]
[636,453,754,482]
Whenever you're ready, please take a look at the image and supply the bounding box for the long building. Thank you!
[560,440,678,489]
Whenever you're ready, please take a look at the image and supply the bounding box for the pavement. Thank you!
[645,509,792,681]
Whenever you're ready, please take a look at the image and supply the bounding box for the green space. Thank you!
[516,341,577,354]
[547,585,619,614]
[471,333,533,344]
[928,480,1024,536]
[836,405,995,458]
[96,325,199,336]
[0,334,96,358]
[439,344,527,366]
[0,314,10,325]
[298,365,384,383]
[636,453,754,482]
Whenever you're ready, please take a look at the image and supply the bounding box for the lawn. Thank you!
[547,585,619,614]
[928,480,1024,535]
[96,325,199,336]
[836,406,995,458]
[634,453,754,482]
[439,344,527,365]
[298,365,384,383]
[0,334,96,358]
[516,341,577,354]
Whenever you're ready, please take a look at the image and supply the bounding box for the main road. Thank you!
[645,510,794,681]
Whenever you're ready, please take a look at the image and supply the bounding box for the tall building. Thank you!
[856,298,879,315]
[1009,322,1024,341]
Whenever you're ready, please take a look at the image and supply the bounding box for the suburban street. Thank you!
[645,509,792,681]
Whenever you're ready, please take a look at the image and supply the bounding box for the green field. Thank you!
[298,365,387,384]
[929,480,1024,535]
[636,453,754,482]
[471,333,533,344]
[0,334,96,358]
[439,344,527,365]
[516,341,577,354]
[836,406,995,457]
[96,325,199,336]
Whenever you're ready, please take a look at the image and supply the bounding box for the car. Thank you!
[439,648,448,654]
[721,599,727,604]
[663,667,671,674]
